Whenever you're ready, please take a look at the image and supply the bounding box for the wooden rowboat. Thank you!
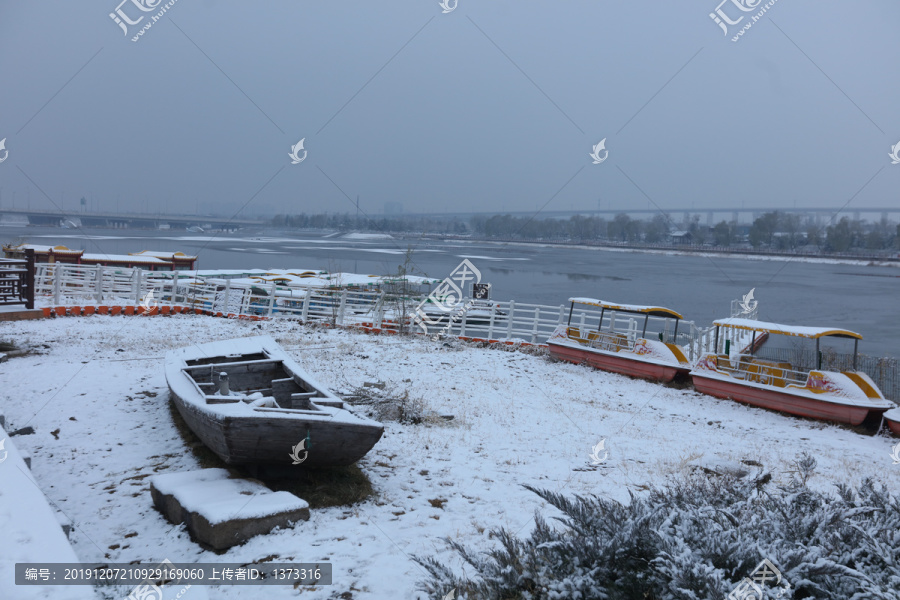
[547,298,692,383]
[691,318,894,427]
[165,336,383,467]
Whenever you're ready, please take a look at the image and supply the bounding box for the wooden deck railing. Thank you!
[0,249,35,309]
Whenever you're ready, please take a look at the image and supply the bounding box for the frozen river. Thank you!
[4,226,898,356]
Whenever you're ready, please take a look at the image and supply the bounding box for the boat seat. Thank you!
[566,327,586,343]
[743,359,791,387]
[599,333,628,352]
[716,354,735,371]
[289,392,317,410]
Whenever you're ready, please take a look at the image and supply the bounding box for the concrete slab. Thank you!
[149,469,309,552]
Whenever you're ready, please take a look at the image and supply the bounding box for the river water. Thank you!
[4,226,898,357]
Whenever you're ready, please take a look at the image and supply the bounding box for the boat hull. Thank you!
[691,374,882,426]
[885,415,900,436]
[170,390,384,467]
[548,341,688,383]
[165,335,384,468]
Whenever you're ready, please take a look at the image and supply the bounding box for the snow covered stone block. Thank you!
[149,469,309,551]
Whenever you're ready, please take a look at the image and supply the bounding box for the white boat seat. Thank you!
[290,392,317,410]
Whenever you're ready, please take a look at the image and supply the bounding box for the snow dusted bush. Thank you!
[416,454,900,599]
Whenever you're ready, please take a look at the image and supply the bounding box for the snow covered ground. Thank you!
[1,314,899,599]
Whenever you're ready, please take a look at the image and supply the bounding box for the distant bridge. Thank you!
[0,208,266,229]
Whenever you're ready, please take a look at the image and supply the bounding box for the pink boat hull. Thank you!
[886,416,900,436]
[691,374,884,426]
[548,342,688,383]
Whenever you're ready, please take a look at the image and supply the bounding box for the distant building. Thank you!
[668,231,693,245]
[1,244,197,271]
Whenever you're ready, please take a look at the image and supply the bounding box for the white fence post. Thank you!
[506,300,515,339]
[267,282,277,317]
[170,271,178,306]
[94,266,103,304]
[223,280,232,315]
[301,285,311,322]
[531,307,540,343]
[53,266,61,306]
[375,292,385,329]
[240,285,251,316]
[487,304,496,339]
[133,269,143,305]
[459,309,467,337]
[337,290,347,325]
[558,305,566,324]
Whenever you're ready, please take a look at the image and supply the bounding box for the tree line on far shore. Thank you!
[270,211,900,253]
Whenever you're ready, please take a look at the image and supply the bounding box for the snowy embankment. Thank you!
[0,422,96,600]
[1,315,899,599]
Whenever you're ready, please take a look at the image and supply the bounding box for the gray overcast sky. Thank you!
[1,1,898,218]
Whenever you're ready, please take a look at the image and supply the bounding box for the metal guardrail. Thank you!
[32,263,709,349]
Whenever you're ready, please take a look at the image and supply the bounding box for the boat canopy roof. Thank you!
[713,317,863,340]
[568,297,683,319]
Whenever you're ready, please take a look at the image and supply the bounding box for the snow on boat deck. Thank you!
[0,315,898,599]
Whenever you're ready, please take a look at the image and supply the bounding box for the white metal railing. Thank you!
[34,264,712,350]
[713,355,809,387]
